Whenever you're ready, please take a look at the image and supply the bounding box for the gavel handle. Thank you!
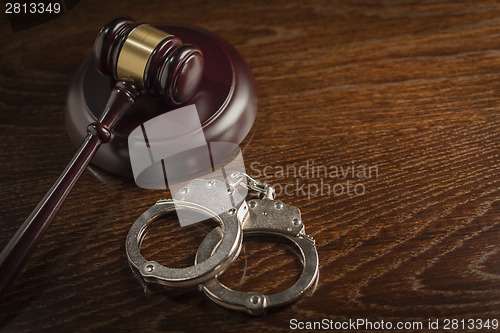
[0,81,139,296]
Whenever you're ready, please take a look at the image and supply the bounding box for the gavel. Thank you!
[0,16,204,295]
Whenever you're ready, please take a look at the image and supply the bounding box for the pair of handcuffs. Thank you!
[125,172,319,315]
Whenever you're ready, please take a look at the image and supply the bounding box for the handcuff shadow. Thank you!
[125,231,319,317]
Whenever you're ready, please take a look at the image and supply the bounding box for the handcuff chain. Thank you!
[228,171,275,199]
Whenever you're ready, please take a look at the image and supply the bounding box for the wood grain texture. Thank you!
[0,0,499,332]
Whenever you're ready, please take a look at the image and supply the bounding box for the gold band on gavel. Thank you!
[116,24,172,89]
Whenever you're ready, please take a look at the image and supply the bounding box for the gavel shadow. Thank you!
[0,165,126,326]
[0,244,88,328]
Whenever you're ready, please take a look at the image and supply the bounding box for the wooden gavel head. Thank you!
[93,16,204,105]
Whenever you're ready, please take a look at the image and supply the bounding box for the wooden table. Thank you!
[1,1,499,331]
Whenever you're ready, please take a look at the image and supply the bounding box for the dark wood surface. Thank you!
[1,1,499,332]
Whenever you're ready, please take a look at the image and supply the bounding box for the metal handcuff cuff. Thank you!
[126,172,319,315]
